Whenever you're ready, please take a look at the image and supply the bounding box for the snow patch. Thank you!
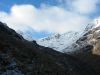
[93,17,100,28]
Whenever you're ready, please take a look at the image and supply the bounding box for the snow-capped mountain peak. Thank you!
[37,25,93,52]
[37,18,100,52]
[37,31,82,52]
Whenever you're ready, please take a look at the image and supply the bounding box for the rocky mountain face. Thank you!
[61,17,100,55]
[0,21,98,75]
[64,17,100,74]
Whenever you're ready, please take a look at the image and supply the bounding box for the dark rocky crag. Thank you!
[0,21,97,75]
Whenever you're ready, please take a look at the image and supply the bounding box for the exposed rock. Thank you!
[68,25,100,74]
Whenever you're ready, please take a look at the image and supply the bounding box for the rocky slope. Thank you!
[62,17,100,54]
[65,17,100,74]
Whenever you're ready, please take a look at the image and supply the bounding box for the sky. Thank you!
[0,0,100,39]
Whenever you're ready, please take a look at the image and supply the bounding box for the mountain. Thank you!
[37,21,94,52]
[63,17,100,53]
[37,32,82,52]
[66,17,100,74]
[36,17,100,74]
[0,21,98,75]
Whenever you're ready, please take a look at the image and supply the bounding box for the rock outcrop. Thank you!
[67,18,100,74]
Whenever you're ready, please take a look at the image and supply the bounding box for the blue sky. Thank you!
[0,0,59,12]
[0,0,99,17]
[0,0,100,39]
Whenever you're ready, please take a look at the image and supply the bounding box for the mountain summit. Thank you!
[37,17,100,53]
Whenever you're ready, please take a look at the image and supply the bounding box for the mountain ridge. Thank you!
[0,21,97,75]
[37,17,100,52]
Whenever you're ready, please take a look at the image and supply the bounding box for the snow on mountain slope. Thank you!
[37,26,93,52]
[63,17,100,53]
[93,17,100,28]
[37,31,83,52]
[37,17,100,52]
[17,29,35,41]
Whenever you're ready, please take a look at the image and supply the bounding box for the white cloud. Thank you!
[58,0,99,14]
[0,0,99,34]
[72,0,99,14]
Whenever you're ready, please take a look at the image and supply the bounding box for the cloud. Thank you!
[58,0,99,14]
[0,0,99,34]
[72,0,99,14]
